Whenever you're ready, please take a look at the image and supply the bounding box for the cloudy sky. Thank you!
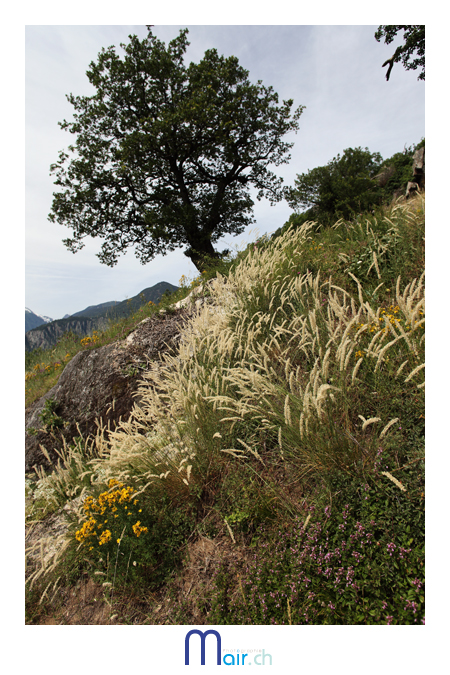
[25,24,425,319]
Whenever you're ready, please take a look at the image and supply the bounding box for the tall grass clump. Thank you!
[116,196,424,483]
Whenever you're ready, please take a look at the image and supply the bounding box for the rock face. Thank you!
[412,146,425,188]
[25,308,192,472]
[25,317,110,353]
[406,146,425,198]
[374,164,396,187]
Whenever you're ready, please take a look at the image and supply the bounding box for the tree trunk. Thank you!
[184,236,220,272]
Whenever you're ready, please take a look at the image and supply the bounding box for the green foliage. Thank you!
[287,147,384,226]
[209,459,424,625]
[285,141,424,232]
[25,346,46,371]
[217,463,279,535]
[48,26,304,271]
[375,26,425,81]
[39,396,64,431]
[376,148,416,197]
[336,199,425,287]
[25,331,83,407]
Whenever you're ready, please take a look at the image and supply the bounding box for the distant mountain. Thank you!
[25,281,179,352]
[69,300,119,320]
[25,308,53,333]
[61,281,179,322]
[25,315,110,353]
[88,282,179,322]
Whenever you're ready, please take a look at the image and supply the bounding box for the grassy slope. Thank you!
[25,193,425,625]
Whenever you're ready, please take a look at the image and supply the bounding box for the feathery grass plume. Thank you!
[26,531,72,595]
[374,335,402,372]
[347,272,365,307]
[225,519,236,543]
[379,418,399,439]
[358,416,381,431]
[395,360,409,378]
[367,251,381,279]
[381,471,406,492]
[404,363,425,383]
[351,357,364,384]
[237,438,264,463]
[284,394,292,427]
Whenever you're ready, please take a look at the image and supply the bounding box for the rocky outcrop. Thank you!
[406,146,425,198]
[25,307,193,472]
[412,146,425,188]
[374,164,396,187]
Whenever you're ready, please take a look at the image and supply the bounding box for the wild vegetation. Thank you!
[25,191,424,625]
[25,291,181,408]
[283,139,424,231]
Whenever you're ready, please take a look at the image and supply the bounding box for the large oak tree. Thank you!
[48,27,304,271]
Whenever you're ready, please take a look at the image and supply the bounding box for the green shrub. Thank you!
[73,479,193,590]
[39,396,64,431]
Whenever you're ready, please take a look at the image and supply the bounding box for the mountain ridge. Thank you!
[25,308,54,333]
[25,281,179,352]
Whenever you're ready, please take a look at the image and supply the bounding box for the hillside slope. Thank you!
[26,194,425,626]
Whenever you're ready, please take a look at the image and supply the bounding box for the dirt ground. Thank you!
[26,530,249,625]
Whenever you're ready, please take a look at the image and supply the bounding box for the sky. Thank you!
[25,23,425,319]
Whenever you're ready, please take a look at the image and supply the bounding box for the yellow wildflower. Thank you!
[99,529,112,545]
[132,521,148,538]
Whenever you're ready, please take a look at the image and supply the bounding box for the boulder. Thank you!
[374,164,396,187]
[405,146,425,198]
[25,308,192,472]
[412,146,425,189]
[405,181,420,198]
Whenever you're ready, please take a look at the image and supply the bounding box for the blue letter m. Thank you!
[185,629,222,665]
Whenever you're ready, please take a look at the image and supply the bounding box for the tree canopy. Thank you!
[375,25,425,81]
[48,27,304,271]
[287,147,383,226]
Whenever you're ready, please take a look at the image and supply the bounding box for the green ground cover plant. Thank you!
[25,192,424,625]
[208,456,424,625]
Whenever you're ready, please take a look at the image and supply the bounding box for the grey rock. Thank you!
[25,308,192,472]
